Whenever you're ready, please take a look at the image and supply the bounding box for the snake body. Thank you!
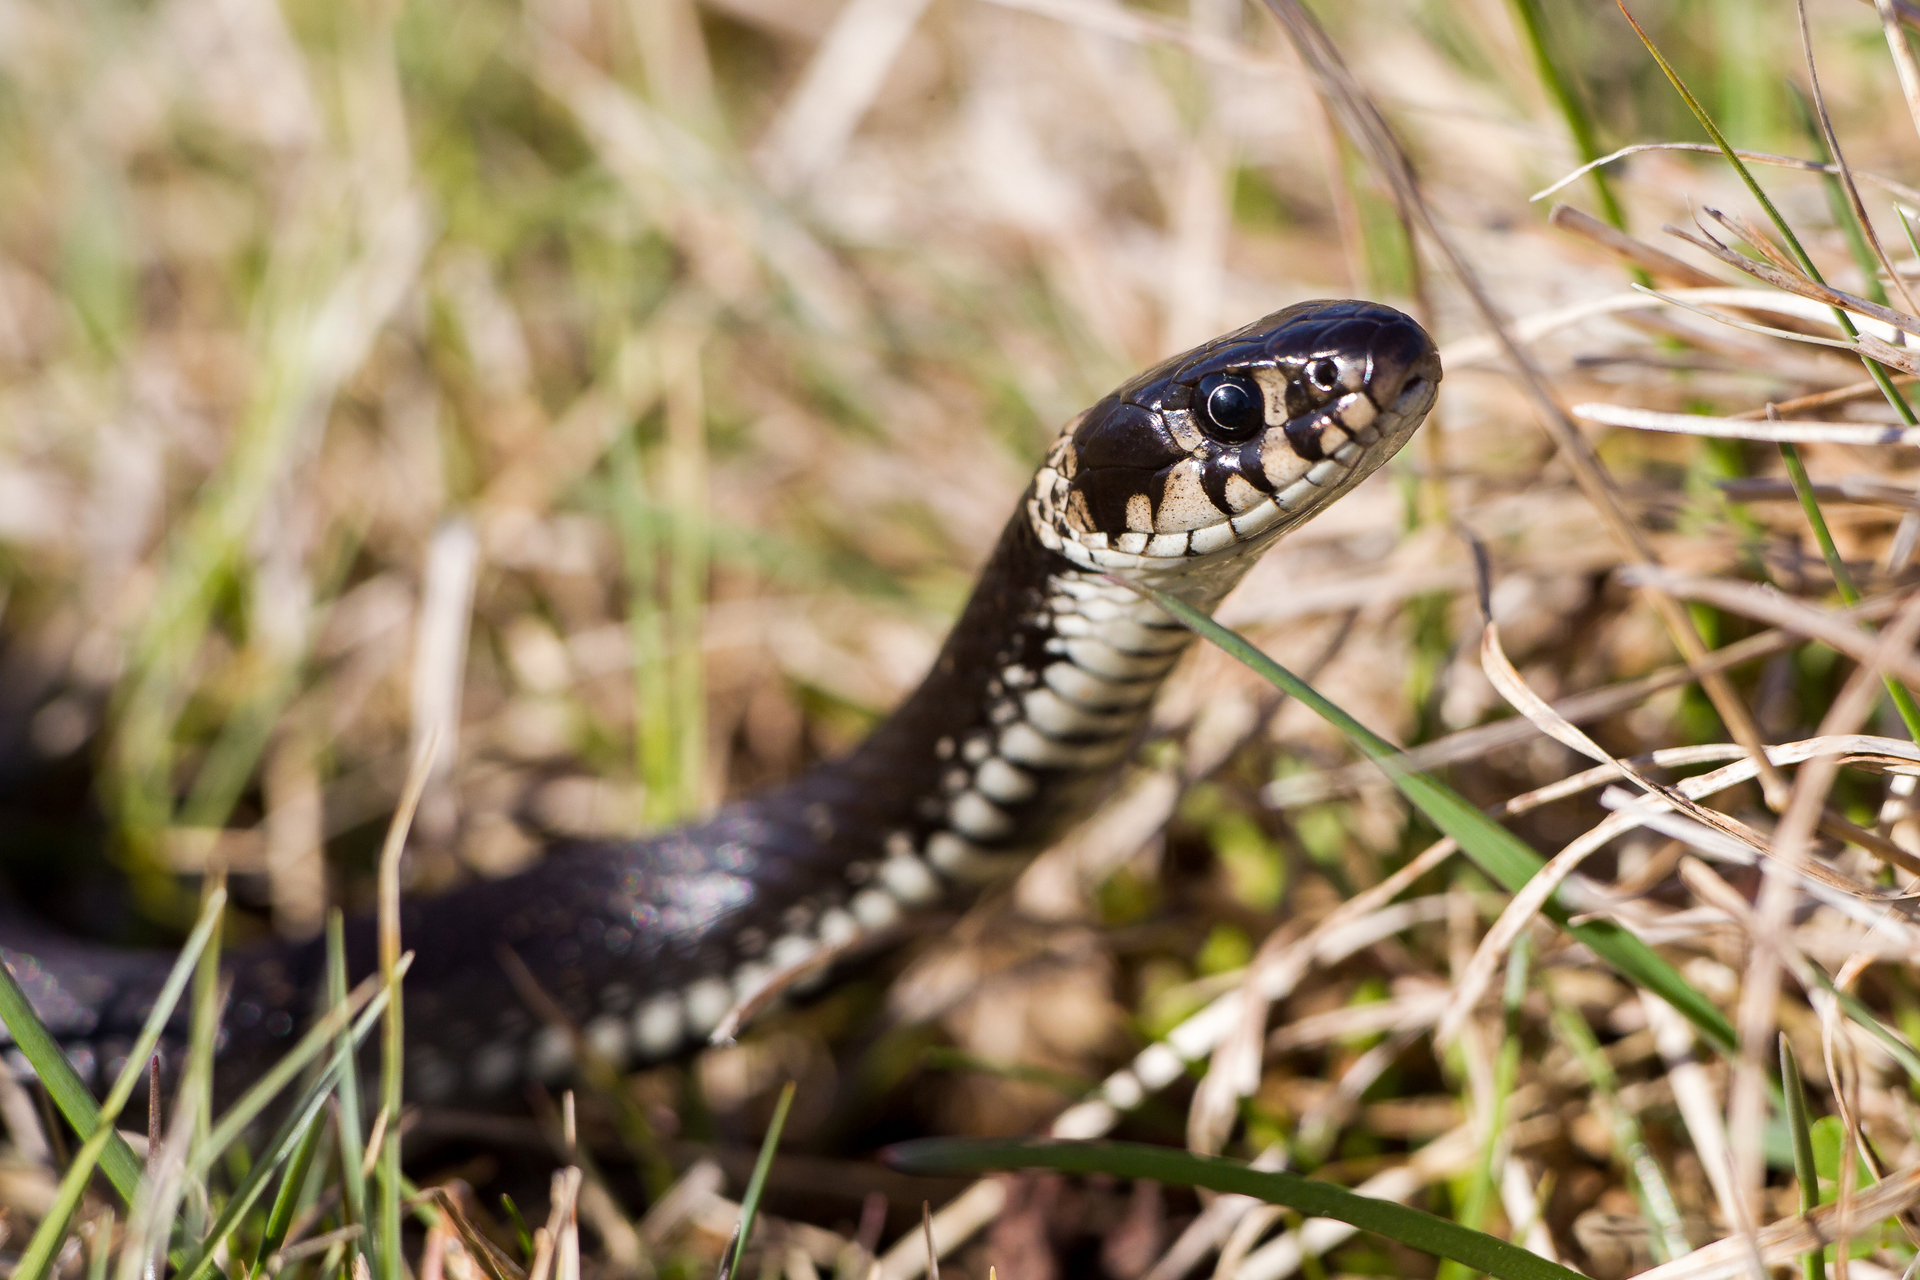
[0,300,1439,1105]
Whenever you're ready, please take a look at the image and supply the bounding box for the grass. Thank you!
[3,0,1920,1277]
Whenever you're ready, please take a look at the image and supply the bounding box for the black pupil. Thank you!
[1306,358,1339,392]
[1202,376,1263,440]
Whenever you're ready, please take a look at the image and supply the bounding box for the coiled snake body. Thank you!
[0,300,1440,1106]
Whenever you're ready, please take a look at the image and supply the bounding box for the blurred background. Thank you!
[1,0,1919,1273]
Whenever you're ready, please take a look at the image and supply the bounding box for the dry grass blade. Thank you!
[1548,203,1724,287]
[1436,284,1890,369]
[1629,283,1891,354]
[1434,541,1760,1044]
[1859,333,1920,377]
[1877,0,1920,146]
[1531,143,1920,207]
[979,0,1276,70]
[1663,217,1920,338]
[754,0,935,195]
[1730,376,1920,419]
[1574,401,1920,445]
[1469,547,1765,854]
[429,1185,527,1280]
[1719,477,1920,508]
[525,1168,582,1280]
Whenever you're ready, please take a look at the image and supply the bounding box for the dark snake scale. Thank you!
[0,300,1440,1107]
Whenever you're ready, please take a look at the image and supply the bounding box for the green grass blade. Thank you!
[1778,441,1920,739]
[326,911,370,1269]
[886,1138,1585,1280]
[9,890,228,1276]
[13,1123,128,1280]
[0,889,227,1206]
[254,1096,328,1266]
[1781,1036,1826,1280]
[727,1081,796,1279]
[1134,581,1739,1057]
[0,972,143,1201]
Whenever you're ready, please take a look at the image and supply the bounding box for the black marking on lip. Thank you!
[1235,440,1276,493]
[1201,454,1242,510]
[1284,414,1326,462]
[1148,466,1173,523]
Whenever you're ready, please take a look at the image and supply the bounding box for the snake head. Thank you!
[1029,299,1440,579]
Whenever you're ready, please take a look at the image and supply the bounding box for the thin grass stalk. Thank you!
[85,1212,112,1280]
[1534,143,1920,206]
[1903,209,1920,303]
[1619,4,1918,426]
[185,873,226,1175]
[666,332,708,821]
[1790,0,1920,319]
[254,1101,330,1266]
[1781,1037,1828,1280]
[1497,932,1530,1234]
[1134,580,1740,1057]
[118,1008,214,1280]
[374,736,434,1280]
[328,914,370,1273]
[178,910,220,1267]
[193,961,400,1179]
[728,1082,797,1280]
[17,1127,144,1280]
[612,427,675,827]
[1777,440,1920,738]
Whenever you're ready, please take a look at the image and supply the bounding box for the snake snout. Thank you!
[1357,312,1443,412]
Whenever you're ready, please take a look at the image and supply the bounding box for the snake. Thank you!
[0,299,1440,1107]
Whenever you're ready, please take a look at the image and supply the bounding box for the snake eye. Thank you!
[1304,357,1340,395]
[1197,373,1265,443]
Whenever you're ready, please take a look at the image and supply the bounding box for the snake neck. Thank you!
[825,500,1233,883]
[644,497,1250,989]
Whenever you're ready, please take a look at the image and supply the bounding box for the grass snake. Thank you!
[0,299,1441,1106]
